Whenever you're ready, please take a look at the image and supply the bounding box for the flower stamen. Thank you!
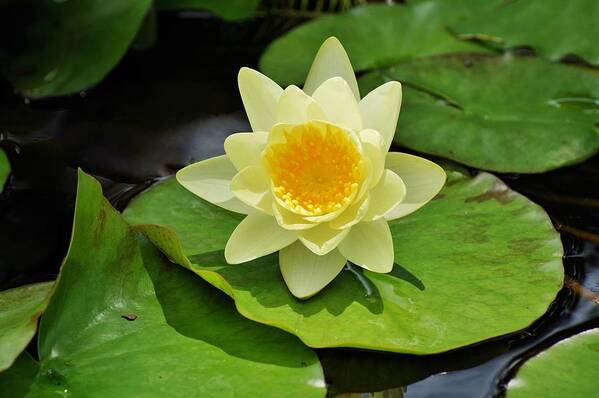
[264,122,363,216]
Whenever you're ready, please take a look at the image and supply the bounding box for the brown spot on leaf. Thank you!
[121,314,138,321]
[465,182,515,205]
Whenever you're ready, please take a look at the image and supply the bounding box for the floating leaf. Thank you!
[360,54,599,173]
[259,0,497,87]
[0,148,9,191]
[123,166,564,354]
[0,0,152,98]
[155,0,260,21]
[0,353,38,397]
[506,328,599,398]
[0,170,324,397]
[453,0,599,66]
[0,282,53,371]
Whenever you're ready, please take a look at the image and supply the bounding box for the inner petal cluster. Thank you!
[264,122,363,216]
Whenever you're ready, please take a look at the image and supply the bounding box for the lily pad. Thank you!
[453,0,599,66]
[0,170,325,397]
[0,353,38,397]
[123,166,564,354]
[359,54,599,173]
[506,328,599,398]
[0,148,9,190]
[0,0,152,98]
[155,0,260,21]
[0,282,54,371]
[259,0,497,87]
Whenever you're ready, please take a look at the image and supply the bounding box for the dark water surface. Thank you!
[1,14,598,398]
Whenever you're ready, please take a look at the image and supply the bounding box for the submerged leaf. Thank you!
[0,0,152,98]
[155,0,260,21]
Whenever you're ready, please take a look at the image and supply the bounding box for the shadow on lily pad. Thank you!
[188,250,386,316]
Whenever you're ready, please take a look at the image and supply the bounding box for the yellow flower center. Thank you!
[264,122,363,216]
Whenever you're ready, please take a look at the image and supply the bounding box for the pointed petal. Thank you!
[358,129,385,188]
[359,81,402,152]
[338,220,394,273]
[176,155,253,214]
[273,203,317,230]
[230,165,274,214]
[280,242,347,299]
[224,132,269,171]
[329,194,370,230]
[384,152,446,221]
[312,77,362,131]
[225,213,297,264]
[303,37,360,100]
[298,222,350,255]
[363,170,406,221]
[276,85,325,124]
[238,67,283,132]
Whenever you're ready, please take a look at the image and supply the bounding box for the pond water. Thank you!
[1,13,597,398]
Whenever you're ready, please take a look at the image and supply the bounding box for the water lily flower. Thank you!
[177,37,446,299]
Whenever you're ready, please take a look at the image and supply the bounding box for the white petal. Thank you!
[329,194,370,230]
[230,166,273,214]
[337,220,394,273]
[238,67,283,132]
[303,37,360,101]
[384,152,446,221]
[363,170,406,221]
[276,85,325,124]
[312,77,362,131]
[280,242,347,299]
[176,155,253,214]
[225,213,297,264]
[298,222,350,255]
[224,132,268,171]
[358,129,385,188]
[359,81,402,152]
[272,203,317,231]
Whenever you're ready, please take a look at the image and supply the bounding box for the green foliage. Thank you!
[0,170,325,397]
[156,0,261,21]
[453,0,599,66]
[360,54,599,173]
[259,0,497,87]
[506,328,599,398]
[0,149,9,191]
[0,0,152,98]
[0,282,53,371]
[0,353,38,397]
[123,167,563,354]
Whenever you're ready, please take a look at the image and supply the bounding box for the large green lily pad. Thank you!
[0,170,324,397]
[360,54,599,173]
[0,282,53,371]
[155,0,260,21]
[0,0,152,98]
[259,0,497,87]
[0,148,9,191]
[506,328,599,398]
[453,0,599,66]
[123,166,564,354]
